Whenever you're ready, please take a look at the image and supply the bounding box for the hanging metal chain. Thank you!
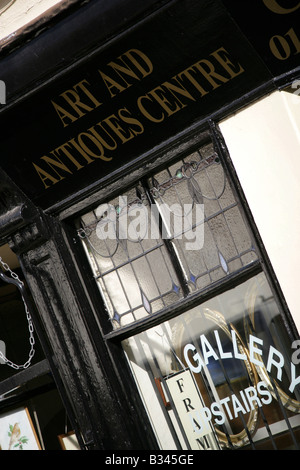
[0,256,35,370]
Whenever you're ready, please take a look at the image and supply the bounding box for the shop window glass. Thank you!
[0,245,44,381]
[0,374,75,450]
[0,245,75,450]
[78,142,256,330]
[123,272,300,449]
[77,134,300,449]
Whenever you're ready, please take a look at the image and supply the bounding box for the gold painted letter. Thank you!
[263,0,300,14]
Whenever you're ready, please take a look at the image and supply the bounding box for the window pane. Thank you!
[78,141,258,330]
[123,272,300,450]
[79,187,183,328]
[148,143,257,290]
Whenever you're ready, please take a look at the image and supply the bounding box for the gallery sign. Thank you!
[164,329,300,450]
[0,0,297,211]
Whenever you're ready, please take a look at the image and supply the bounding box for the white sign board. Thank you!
[165,369,220,450]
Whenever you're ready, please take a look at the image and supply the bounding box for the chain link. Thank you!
[0,256,35,370]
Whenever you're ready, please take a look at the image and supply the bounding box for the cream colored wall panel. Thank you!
[220,90,300,334]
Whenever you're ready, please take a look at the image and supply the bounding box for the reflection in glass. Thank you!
[149,144,257,290]
[79,187,182,327]
[78,142,257,329]
[123,273,300,450]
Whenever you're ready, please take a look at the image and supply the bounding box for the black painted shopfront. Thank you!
[0,0,299,450]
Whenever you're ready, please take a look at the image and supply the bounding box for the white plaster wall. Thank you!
[220,90,300,334]
[0,0,63,40]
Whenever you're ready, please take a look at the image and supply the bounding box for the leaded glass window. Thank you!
[76,125,300,450]
[78,141,257,330]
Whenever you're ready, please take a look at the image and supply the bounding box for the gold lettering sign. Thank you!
[263,0,300,14]
[33,47,245,190]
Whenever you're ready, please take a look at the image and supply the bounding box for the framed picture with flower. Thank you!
[0,407,41,450]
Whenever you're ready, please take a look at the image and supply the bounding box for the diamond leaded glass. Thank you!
[78,142,257,329]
